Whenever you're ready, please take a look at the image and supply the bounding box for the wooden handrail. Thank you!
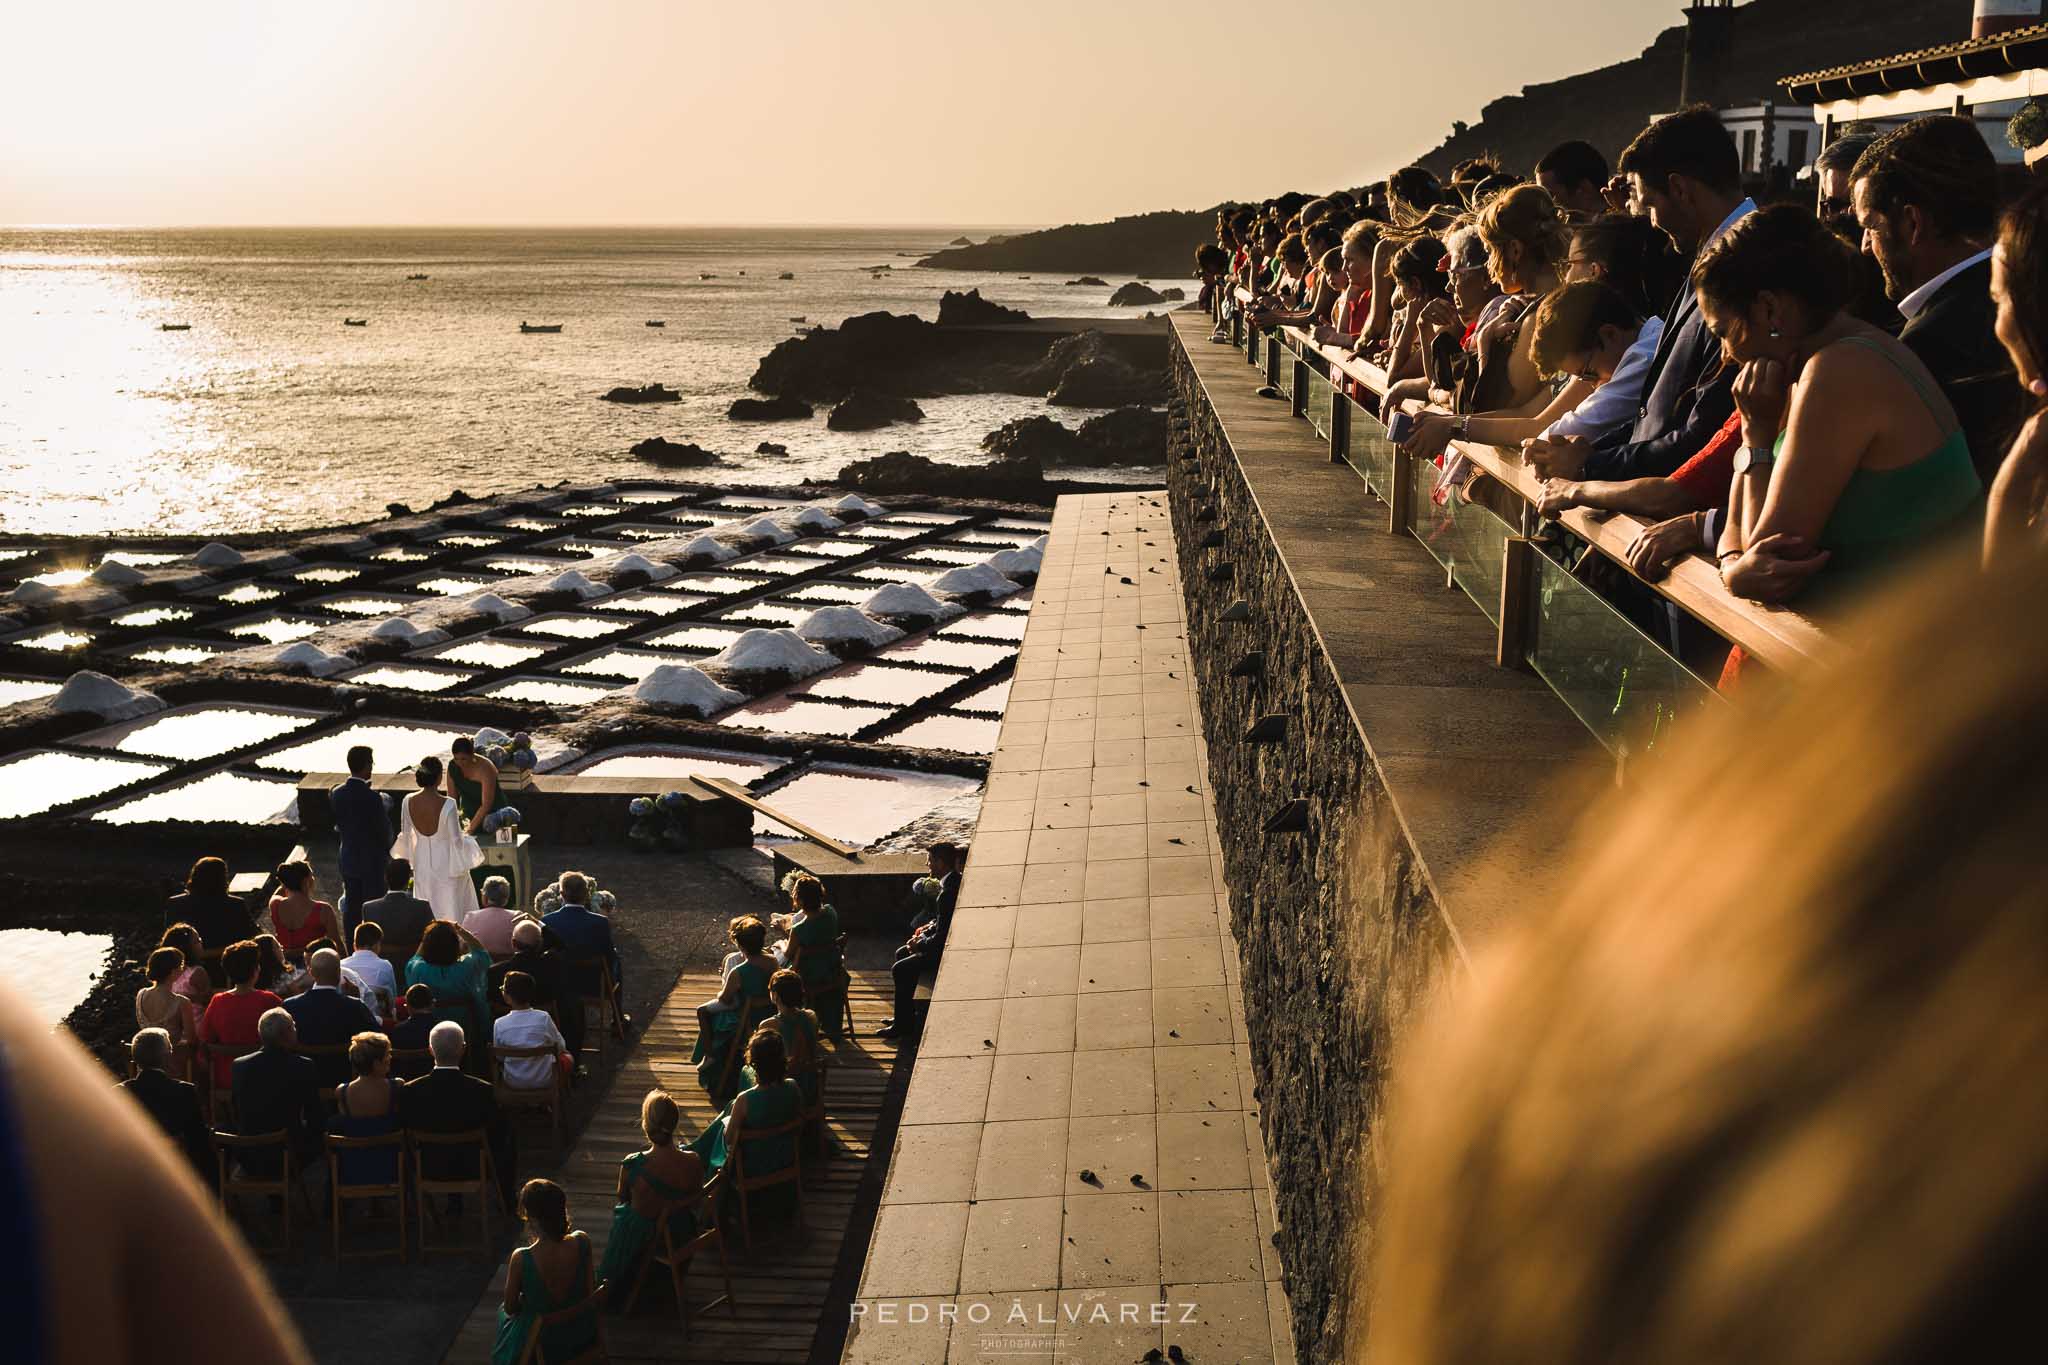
[1270,325,1840,675]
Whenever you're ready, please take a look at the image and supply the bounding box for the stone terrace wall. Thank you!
[1165,350,1461,1360]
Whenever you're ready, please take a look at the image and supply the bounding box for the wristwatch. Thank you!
[1455,415,1471,440]
[1733,444,1775,476]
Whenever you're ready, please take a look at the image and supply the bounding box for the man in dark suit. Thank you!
[399,1021,515,1208]
[1853,114,2023,487]
[283,948,380,1088]
[877,841,962,1040]
[491,917,583,1061]
[1527,107,1753,486]
[360,858,433,957]
[230,1008,323,1179]
[117,1027,211,1181]
[542,872,625,1030]
[331,745,391,941]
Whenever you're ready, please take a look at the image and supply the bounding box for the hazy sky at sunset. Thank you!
[0,1,1678,228]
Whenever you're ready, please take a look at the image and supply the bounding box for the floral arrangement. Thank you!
[533,875,617,916]
[626,790,691,852]
[912,875,942,899]
[2009,98,2048,151]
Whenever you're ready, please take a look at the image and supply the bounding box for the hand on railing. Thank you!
[1720,533,1831,603]
[1522,433,1594,481]
[1402,412,1459,462]
[1625,512,1713,582]
[1534,478,1584,518]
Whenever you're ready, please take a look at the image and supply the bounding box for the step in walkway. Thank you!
[844,491,1294,1364]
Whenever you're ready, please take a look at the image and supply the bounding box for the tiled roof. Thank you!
[1781,21,2048,97]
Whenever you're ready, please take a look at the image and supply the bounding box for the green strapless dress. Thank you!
[597,1150,701,1306]
[689,1078,802,1176]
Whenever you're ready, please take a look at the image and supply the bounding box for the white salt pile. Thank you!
[544,570,605,600]
[702,627,836,681]
[779,506,844,533]
[727,517,796,547]
[1028,533,1050,552]
[676,534,739,564]
[8,582,59,606]
[612,552,676,582]
[88,559,146,587]
[984,545,1044,580]
[369,618,447,645]
[188,543,245,569]
[52,671,164,721]
[462,592,531,623]
[259,642,352,676]
[619,664,744,716]
[929,563,1023,600]
[795,605,904,649]
[860,582,964,622]
[832,494,887,519]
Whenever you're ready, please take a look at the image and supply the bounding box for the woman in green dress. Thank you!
[597,1090,707,1307]
[446,736,511,835]
[405,920,494,1049]
[692,916,776,1103]
[492,1179,600,1365]
[776,875,845,1034]
[691,1027,804,1182]
[744,970,823,1109]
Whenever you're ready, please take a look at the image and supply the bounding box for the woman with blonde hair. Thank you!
[596,1089,708,1305]
[1363,545,2048,1363]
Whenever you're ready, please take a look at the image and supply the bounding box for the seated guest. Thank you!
[134,945,199,1081]
[329,1031,401,1189]
[164,855,255,951]
[493,1180,598,1364]
[1703,206,1980,606]
[159,923,214,1007]
[265,859,341,961]
[492,972,568,1092]
[1535,139,1612,220]
[692,916,777,1102]
[400,1020,515,1208]
[690,1029,804,1194]
[747,970,823,1110]
[462,875,520,957]
[543,872,624,1022]
[1987,181,2048,567]
[283,948,380,1088]
[230,1007,322,1178]
[253,934,291,995]
[117,1026,210,1179]
[877,842,962,1041]
[341,921,398,1022]
[492,918,584,1062]
[406,919,494,1037]
[389,983,438,1078]
[1854,114,2024,485]
[597,1090,708,1306]
[775,875,843,1019]
[198,939,283,1093]
[361,857,434,958]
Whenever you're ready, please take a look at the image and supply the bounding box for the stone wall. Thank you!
[1166,345,1461,1361]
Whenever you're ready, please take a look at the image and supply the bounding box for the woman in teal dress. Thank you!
[692,915,776,1103]
[597,1090,707,1307]
[405,920,493,1052]
[692,1027,804,1184]
[744,970,823,1109]
[492,1179,600,1365]
[447,736,511,834]
[776,876,845,1035]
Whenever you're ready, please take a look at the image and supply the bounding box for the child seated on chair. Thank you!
[492,971,570,1090]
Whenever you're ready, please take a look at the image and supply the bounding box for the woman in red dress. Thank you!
[197,939,284,1091]
[266,859,340,960]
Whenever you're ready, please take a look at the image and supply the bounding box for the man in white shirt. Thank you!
[341,922,399,1022]
[491,970,566,1091]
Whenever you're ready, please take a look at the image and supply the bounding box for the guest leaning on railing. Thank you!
[1986,180,2048,568]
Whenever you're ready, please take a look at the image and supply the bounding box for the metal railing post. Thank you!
[1290,357,1309,417]
[1498,537,1537,670]
[1264,333,1283,388]
[1329,384,1349,465]
[1389,443,1415,536]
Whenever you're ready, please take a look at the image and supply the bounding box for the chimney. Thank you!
[1678,1,1737,109]
[1976,1,2045,39]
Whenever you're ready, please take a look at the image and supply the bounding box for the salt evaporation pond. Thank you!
[77,703,322,761]
[945,612,1030,641]
[562,648,706,683]
[793,661,960,706]
[956,678,1013,713]
[568,747,781,783]
[884,713,1002,754]
[424,637,551,669]
[93,769,296,825]
[124,643,223,665]
[874,637,1016,671]
[345,664,475,692]
[0,929,111,1026]
[223,615,327,644]
[479,677,614,706]
[517,614,632,640]
[588,590,709,616]
[0,677,61,707]
[0,750,170,818]
[719,697,879,737]
[753,764,983,846]
[255,721,472,774]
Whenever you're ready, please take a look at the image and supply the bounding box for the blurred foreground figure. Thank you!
[1,985,307,1364]
[1366,544,2048,1364]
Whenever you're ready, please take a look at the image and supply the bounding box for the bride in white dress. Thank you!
[390,756,482,922]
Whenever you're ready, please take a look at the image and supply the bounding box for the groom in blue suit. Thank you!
[331,745,392,941]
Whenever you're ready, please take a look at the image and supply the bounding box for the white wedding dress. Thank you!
[391,793,482,922]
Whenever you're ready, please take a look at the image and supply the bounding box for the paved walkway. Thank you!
[844,491,1293,1364]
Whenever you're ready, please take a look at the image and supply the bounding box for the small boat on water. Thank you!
[777,271,795,280]
[698,273,717,280]
[519,321,563,334]
[160,323,191,331]
[343,318,368,327]
[789,316,807,323]
[645,320,666,328]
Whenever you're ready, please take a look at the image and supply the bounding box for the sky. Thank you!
[0,0,1681,228]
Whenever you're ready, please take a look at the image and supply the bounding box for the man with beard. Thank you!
[1813,130,1900,334]
[1853,115,2023,486]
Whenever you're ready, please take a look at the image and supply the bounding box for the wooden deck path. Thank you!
[441,967,905,1365]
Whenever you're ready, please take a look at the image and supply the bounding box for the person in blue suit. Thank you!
[331,745,392,941]
[542,872,627,1033]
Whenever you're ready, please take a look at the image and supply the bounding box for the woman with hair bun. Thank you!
[493,1179,597,1365]
[390,754,482,923]
[1704,204,1981,606]
[596,1090,709,1305]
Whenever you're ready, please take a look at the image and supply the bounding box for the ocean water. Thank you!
[0,227,1172,535]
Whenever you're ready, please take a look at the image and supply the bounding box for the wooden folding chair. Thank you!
[213,1130,311,1254]
[492,1043,565,1147]
[796,1058,833,1166]
[623,1178,738,1334]
[569,957,626,1050]
[517,1278,610,1365]
[412,1129,501,1258]
[389,1045,433,1081]
[295,1041,349,1089]
[813,935,855,1040]
[727,1106,805,1254]
[326,1131,408,1262]
[204,1042,256,1125]
[710,997,773,1106]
